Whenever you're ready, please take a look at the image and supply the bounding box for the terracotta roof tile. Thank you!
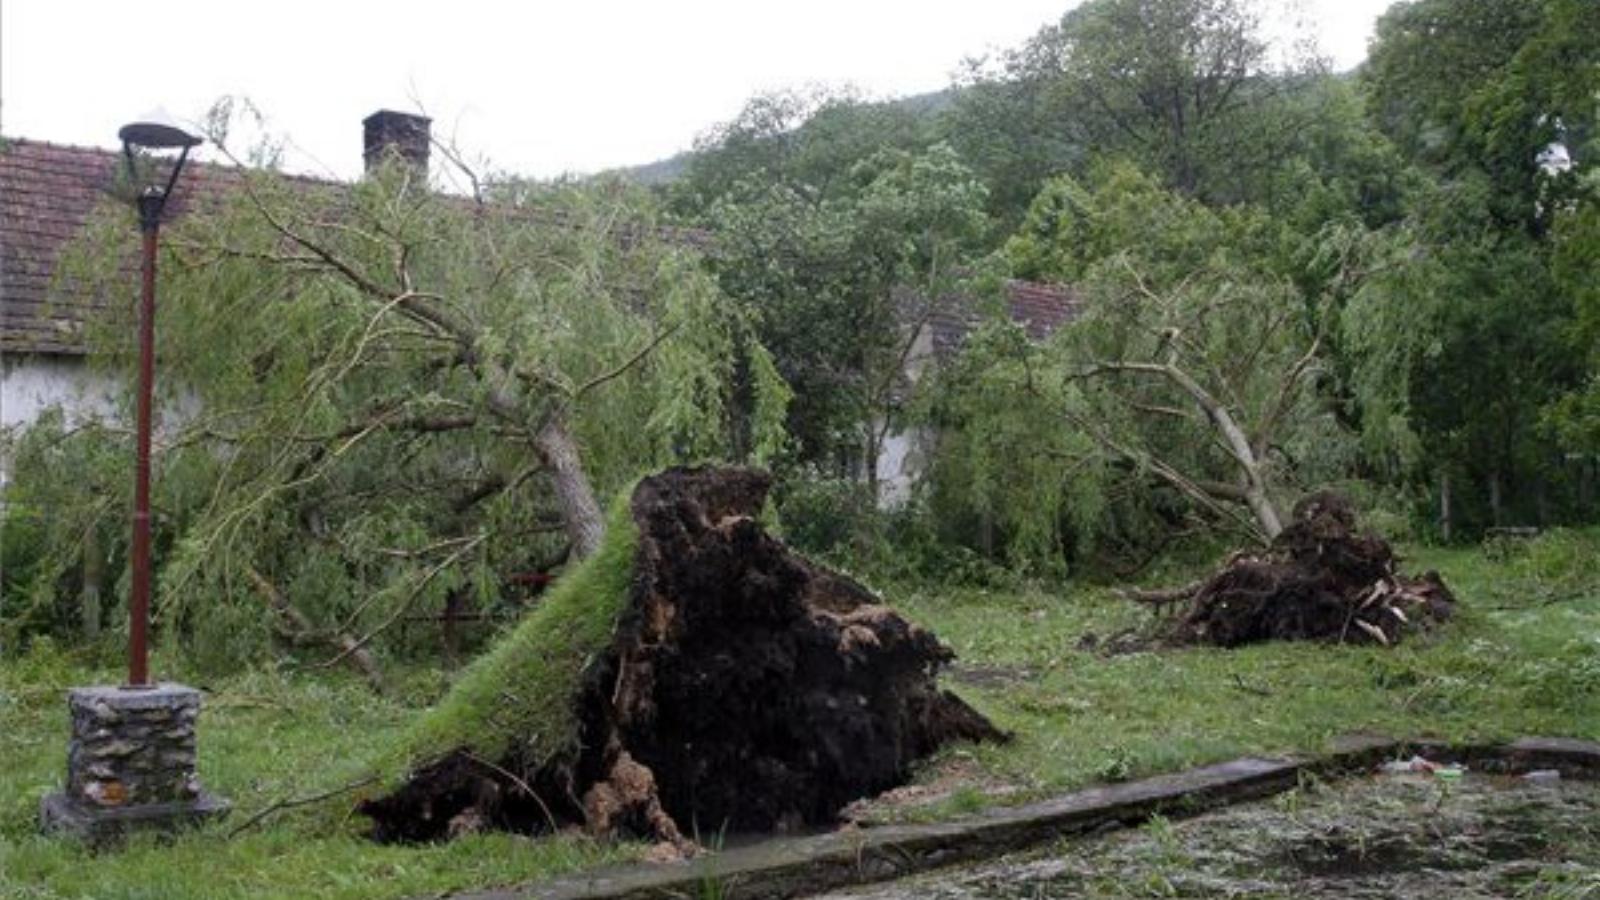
[0,138,251,355]
[924,279,1083,358]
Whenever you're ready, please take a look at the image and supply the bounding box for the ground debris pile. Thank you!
[1128,492,1456,647]
[360,466,1004,846]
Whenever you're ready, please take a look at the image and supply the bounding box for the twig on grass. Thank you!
[1230,673,1272,697]
[226,775,380,838]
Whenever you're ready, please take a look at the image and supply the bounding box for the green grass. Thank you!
[889,532,1600,817]
[0,490,645,900]
[0,654,632,899]
[2,530,1598,897]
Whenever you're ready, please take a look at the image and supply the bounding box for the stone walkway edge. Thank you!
[449,736,1600,900]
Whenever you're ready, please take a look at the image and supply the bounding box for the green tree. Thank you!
[931,165,1353,569]
[705,143,991,497]
[669,88,936,218]
[1366,0,1598,232]
[3,148,787,668]
[1354,0,1599,532]
[951,0,1326,211]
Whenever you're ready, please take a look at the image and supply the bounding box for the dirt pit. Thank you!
[362,467,1005,846]
[815,770,1600,899]
[1135,492,1457,648]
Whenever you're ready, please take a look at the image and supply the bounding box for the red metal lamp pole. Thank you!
[118,111,199,689]
[128,192,162,687]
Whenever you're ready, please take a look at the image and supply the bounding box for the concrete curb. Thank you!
[449,734,1445,900]
[451,736,1600,900]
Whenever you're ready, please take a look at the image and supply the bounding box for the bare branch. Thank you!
[571,323,683,401]
[226,775,380,839]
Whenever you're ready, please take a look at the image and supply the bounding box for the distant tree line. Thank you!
[666,0,1600,572]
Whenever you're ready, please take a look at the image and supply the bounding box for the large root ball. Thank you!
[360,466,1005,844]
[1165,492,1456,647]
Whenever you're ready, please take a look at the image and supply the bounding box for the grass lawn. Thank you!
[2,532,1597,898]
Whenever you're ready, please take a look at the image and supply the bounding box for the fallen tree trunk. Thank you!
[246,565,388,695]
[358,466,1005,845]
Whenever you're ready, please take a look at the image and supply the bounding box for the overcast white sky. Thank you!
[2,0,1395,181]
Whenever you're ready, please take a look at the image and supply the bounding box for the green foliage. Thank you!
[1005,162,1278,284]
[772,472,1024,589]
[917,320,1107,575]
[3,150,785,667]
[771,472,874,560]
[944,164,1356,560]
[1547,164,1600,454]
[1349,0,1597,532]
[952,0,1328,211]
[702,138,991,476]
[1364,0,1598,229]
[671,87,938,216]
[1,412,131,651]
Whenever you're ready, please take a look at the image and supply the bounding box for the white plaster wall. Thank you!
[1,354,124,486]
[0,353,202,487]
[1,354,121,432]
[870,322,941,509]
[876,427,915,508]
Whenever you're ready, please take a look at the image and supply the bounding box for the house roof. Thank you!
[0,137,321,355]
[0,134,1076,358]
[923,279,1083,358]
[1,138,134,354]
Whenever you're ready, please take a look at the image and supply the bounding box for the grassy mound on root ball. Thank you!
[358,466,1004,845]
[352,490,641,823]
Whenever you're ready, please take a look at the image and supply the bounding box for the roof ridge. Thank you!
[1,134,347,191]
[1,134,125,158]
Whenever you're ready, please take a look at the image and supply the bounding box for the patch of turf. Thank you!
[0,651,635,899]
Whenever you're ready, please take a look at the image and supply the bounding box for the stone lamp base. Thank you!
[40,683,229,845]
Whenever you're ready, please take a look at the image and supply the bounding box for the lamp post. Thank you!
[40,111,227,844]
[117,110,201,688]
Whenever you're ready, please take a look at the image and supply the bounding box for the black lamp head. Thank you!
[118,108,204,151]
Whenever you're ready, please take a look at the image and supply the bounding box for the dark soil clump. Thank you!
[1140,492,1456,647]
[361,466,1005,845]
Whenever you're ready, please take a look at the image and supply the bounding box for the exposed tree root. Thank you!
[360,466,1006,844]
[1134,492,1456,647]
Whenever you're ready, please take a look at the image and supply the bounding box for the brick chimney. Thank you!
[362,110,431,176]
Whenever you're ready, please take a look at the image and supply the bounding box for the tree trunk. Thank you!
[1440,471,1453,543]
[727,333,754,464]
[1489,470,1504,529]
[863,423,882,508]
[1581,457,1594,519]
[535,418,604,560]
[442,588,466,668]
[81,526,103,641]
[1242,478,1283,541]
[1158,362,1282,540]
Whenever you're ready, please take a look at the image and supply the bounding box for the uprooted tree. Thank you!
[924,165,1365,572]
[357,466,1005,845]
[1127,491,1456,647]
[3,127,788,674]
